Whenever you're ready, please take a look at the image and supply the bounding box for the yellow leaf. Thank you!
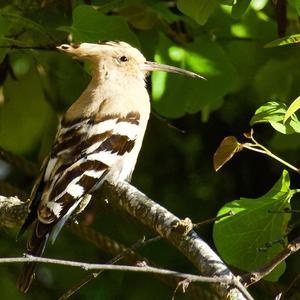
[284,96,300,124]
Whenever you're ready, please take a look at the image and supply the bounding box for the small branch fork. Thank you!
[0,188,251,299]
[0,149,250,299]
[2,142,300,298]
[98,181,253,300]
[241,131,300,174]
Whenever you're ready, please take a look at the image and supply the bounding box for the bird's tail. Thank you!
[17,221,50,293]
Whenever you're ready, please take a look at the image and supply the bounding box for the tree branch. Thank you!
[0,181,252,299]
[242,235,300,286]
[0,195,29,228]
[67,223,215,299]
[0,254,237,286]
[98,181,252,300]
[0,146,39,177]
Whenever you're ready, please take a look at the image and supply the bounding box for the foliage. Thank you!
[250,101,300,134]
[214,170,296,281]
[0,0,300,299]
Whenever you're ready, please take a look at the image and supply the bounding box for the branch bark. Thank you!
[0,195,29,228]
[0,181,252,299]
[98,181,252,300]
[242,235,300,287]
[0,255,236,285]
[0,146,39,176]
[67,223,215,299]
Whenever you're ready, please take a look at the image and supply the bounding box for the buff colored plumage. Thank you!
[17,41,204,292]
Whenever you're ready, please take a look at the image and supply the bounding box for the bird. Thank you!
[17,41,205,292]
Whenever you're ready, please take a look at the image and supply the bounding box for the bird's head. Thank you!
[57,41,205,81]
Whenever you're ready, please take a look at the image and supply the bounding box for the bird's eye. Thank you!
[120,56,128,62]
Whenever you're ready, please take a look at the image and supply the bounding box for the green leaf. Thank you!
[231,0,252,18]
[250,101,300,134]
[218,0,234,5]
[152,2,184,23]
[0,11,53,42]
[152,34,238,118]
[176,0,218,25]
[224,41,264,89]
[251,0,269,10]
[213,136,241,171]
[62,5,138,45]
[284,96,300,124]
[288,0,300,16]
[32,50,90,111]
[0,13,11,38]
[264,34,300,48]
[213,170,296,281]
[0,54,53,155]
[254,58,300,103]
[0,14,13,60]
[296,0,300,15]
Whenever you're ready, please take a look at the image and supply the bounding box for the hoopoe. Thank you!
[17,41,204,292]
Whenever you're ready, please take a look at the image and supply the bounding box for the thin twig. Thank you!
[66,223,217,298]
[281,273,300,298]
[1,255,235,285]
[242,235,300,286]
[193,211,235,229]
[0,181,252,299]
[58,235,161,300]
[0,181,28,200]
[0,44,57,50]
[0,146,39,176]
[99,181,253,300]
[151,111,186,134]
[242,142,300,174]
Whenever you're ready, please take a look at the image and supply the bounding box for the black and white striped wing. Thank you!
[18,111,141,293]
[38,112,140,233]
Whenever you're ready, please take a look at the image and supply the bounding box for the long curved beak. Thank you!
[142,61,206,80]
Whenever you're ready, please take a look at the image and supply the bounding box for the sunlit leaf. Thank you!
[177,0,218,25]
[284,96,300,124]
[213,136,241,171]
[213,170,296,281]
[152,34,238,118]
[251,0,269,10]
[231,0,251,18]
[264,34,300,48]
[218,0,234,5]
[250,101,300,134]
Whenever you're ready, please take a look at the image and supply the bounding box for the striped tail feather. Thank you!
[17,222,51,293]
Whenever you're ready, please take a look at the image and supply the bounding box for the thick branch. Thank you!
[99,181,252,300]
[0,196,29,227]
[0,181,252,299]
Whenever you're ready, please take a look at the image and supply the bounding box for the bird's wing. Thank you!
[17,158,48,238]
[37,111,141,233]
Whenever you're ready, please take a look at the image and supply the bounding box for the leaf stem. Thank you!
[242,141,300,174]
